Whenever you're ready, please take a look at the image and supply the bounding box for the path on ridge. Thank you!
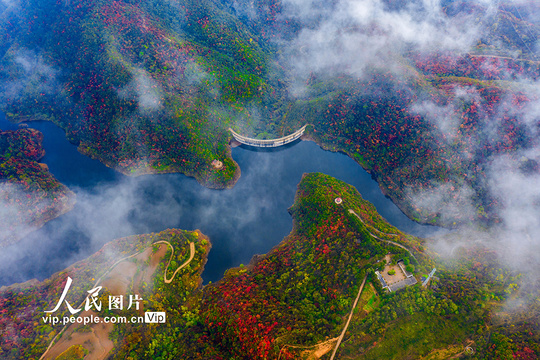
[329,275,368,360]
[348,209,418,263]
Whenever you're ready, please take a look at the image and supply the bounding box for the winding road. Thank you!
[153,240,195,284]
[40,241,195,360]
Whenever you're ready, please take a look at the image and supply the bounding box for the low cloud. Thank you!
[118,68,163,112]
[488,153,540,266]
[0,147,296,285]
[273,0,540,283]
[282,0,491,87]
[411,86,483,141]
[0,0,19,10]
[1,0,539,309]
[407,181,478,226]
[0,183,43,245]
[0,48,60,101]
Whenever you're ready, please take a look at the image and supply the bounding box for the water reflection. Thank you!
[0,115,443,286]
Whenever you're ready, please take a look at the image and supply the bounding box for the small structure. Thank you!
[335,197,343,204]
[375,271,388,289]
[422,268,436,287]
[376,255,417,292]
[397,260,414,278]
[211,160,223,169]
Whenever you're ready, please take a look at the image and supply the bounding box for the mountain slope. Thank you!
[1,0,539,227]
[0,128,75,245]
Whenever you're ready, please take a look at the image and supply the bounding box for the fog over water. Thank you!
[0,0,538,286]
[0,114,441,286]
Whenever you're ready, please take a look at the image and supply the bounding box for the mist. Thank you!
[0,139,297,286]
[0,0,539,298]
[118,68,163,112]
[272,0,540,284]
[0,182,45,245]
[0,116,446,287]
[0,48,60,102]
[280,0,496,88]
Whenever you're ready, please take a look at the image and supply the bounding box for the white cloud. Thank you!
[118,68,163,112]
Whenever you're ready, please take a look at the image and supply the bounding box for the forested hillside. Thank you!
[2,174,537,359]
[0,128,75,245]
[2,0,538,226]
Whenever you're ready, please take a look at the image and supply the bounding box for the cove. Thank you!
[0,113,443,286]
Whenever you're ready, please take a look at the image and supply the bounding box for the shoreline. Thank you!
[0,125,77,247]
[6,116,447,229]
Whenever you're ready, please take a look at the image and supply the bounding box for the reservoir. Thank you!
[0,113,442,286]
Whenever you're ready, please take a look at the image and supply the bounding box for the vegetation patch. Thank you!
[0,128,75,246]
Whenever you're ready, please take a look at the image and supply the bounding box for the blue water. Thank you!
[0,113,441,286]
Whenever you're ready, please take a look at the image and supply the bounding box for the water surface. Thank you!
[0,114,442,286]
